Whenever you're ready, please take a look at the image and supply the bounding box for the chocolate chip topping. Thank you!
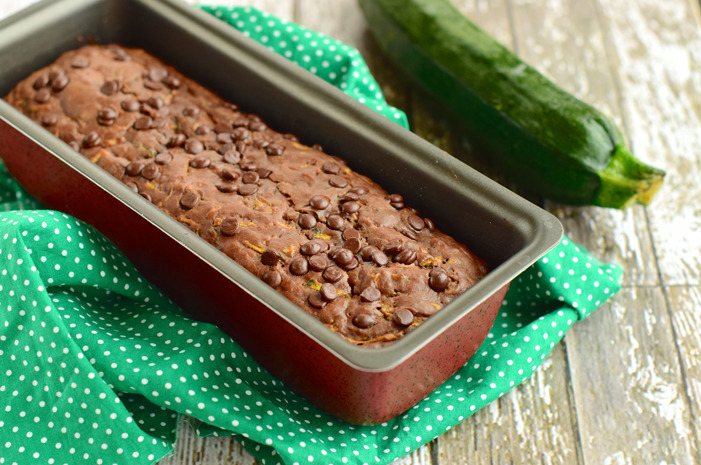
[326,214,344,230]
[393,308,414,326]
[97,106,118,126]
[133,116,152,131]
[322,265,343,283]
[394,248,417,265]
[220,168,239,181]
[34,88,51,103]
[100,79,121,96]
[155,151,174,165]
[242,171,259,184]
[82,131,101,149]
[308,255,329,272]
[146,96,164,110]
[237,184,258,196]
[183,106,200,117]
[261,249,281,266]
[189,155,211,169]
[332,248,354,267]
[329,175,348,188]
[321,162,340,175]
[429,267,451,292]
[262,270,282,288]
[184,139,204,155]
[298,213,317,229]
[344,237,362,254]
[125,161,143,177]
[222,149,242,165]
[179,191,200,210]
[33,75,49,89]
[408,214,425,231]
[309,195,330,210]
[220,217,240,236]
[141,163,159,180]
[121,99,140,112]
[349,186,368,196]
[360,287,381,302]
[216,183,237,194]
[352,313,376,329]
[300,241,323,256]
[383,240,404,255]
[320,283,338,302]
[341,201,360,214]
[232,127,249,141]
[265,143,285,156]
[289,256,309,276]
[308,292,327,309]
[50,73,69,92]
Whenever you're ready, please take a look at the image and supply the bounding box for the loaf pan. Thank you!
[0,0,563,425]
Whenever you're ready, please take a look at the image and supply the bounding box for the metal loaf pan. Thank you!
[0,0,563,425]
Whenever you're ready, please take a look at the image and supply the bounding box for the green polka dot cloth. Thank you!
[0,5,622,465]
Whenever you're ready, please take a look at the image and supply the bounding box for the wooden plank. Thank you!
[566,286,698,464]
[666,284,701,462]
[595,0,701,286]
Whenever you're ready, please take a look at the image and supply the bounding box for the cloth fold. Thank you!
[0,5,622,465]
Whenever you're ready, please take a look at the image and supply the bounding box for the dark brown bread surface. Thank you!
[5,44,488,347]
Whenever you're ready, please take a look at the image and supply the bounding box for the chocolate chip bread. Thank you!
[5,44,488,347]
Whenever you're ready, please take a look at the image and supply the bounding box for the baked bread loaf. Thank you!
[5,44,488,347]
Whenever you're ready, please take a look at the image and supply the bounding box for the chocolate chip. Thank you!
[143,79,162,90]
[340,201,360,214]
[140,191,152,203]
[289,256,309,276]
[388,193,404,203]
[146,96,164,110]
[216,131,232,143]
[391,201,405,210]
[360,287,381,302]
[283,133,299,142]
[97,107,118,126]
[429,267,450,292]
[326,214,344,230]
[298,213,317,229]
[41,114,58,126]
[359,245,378,261]
[220,168,240,181]
[329,175,348,188]
[222,149,242,165]
[242,171,259,184]
[71,58,90,68]
[300,241,323,256]
[220,217,240,236]
[320,283,338,302]
[309,195,330,210]
[338,192,359,203]
[352,313,376,328]
[424,218,435,231]
[408,214,425,231]
[155,152,173,165]
[383,240,404,255]
[322,265,343,283]
[232,117,248,128]
[141,163,159,180]
[82,131,101,149]
[167,133,186,147]
[249,121,267,132]
[232,127,249,141]
[33,75,49,89]
[394,248,417,265]
[195,125,211,136]
[332,248,354,267]
[321,162,339,174]
[256,168,272,179]
[125,181,139,193]
[163,76,181,89]
[370,249,389,266]
[121,99,140,112]
[133,116,152,131]
[312,143,324,151]
[401,228,419,241]
[237,184,258,196]
[125,161,143,177]
[184,139,204,154]
[342,257,359,271]
[147,66,168,82]
[50,74,69,92]
[179,191,200,210]
[100,79,121,96]
[34,88,51,103]
[308,292,327,309]
[261,249,281,266]
[265,143,285,156]
[189,155,211,169]
[262,270,282,288]
[240,161,258,171]
[349,186,368,196]
[342,228,361,241]
[345,237,361,254]
[216,183,237,194]
[182,106,200,117]
[393,308,414,326]
[308,254,329,272]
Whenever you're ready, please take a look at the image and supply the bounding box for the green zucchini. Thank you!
[359,0,665,208]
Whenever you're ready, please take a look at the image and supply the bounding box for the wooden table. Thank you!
[3,0,700,463]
